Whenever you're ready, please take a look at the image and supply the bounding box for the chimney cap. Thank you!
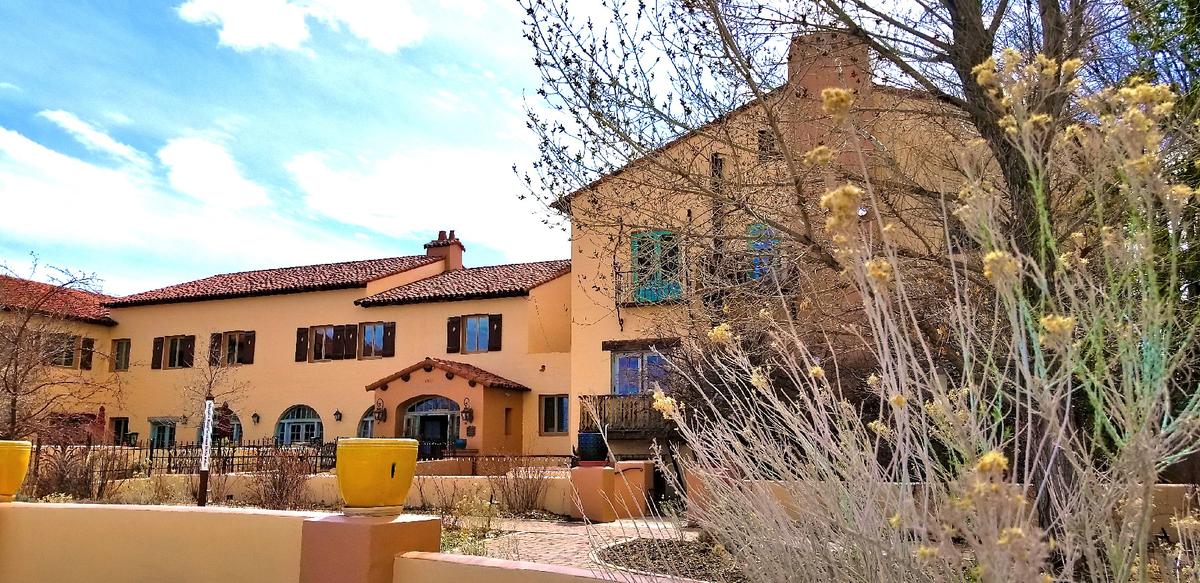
[424,229,465,250]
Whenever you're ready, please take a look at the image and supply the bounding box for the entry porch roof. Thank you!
[365,357,530,392]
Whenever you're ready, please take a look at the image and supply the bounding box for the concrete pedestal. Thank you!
[299,513,441,583]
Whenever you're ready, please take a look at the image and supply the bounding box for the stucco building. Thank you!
[5,33,955,458]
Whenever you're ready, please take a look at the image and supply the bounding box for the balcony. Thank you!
[578,394,672,439]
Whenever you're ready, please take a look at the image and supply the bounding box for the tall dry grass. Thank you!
[651,54,1200,582]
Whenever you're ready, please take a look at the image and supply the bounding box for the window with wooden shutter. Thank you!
[181,335,195,368]
[209,333,223,366]
[359,322,385,358]
[111,339,131,371]
[240,331,255,365]
[343,324,358,360]
[151,336,165,369]
[79,337,94,370]
[446,316,462,353]
[462,315,489,353]
[331,325,346,360]
[294,328,308,362]
[382,322,396,357]
[488,314,503,352]
[47,334,78,367]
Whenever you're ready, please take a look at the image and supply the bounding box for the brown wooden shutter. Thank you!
[344,324,358,360]
[209,333,223,366]
[181,335,195,368]
[382,322,396,357]
[151,337,164,369]
[241,331,255,365]
[295,328,308,362]
[79,337,94,370]
[446,316,462,353]
[331,325,346,360]
[488,314,503,352]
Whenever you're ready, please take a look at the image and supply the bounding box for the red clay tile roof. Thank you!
[357,259,570,306]
[107,256,441,307]
[0,276,114,325]
[365,357,530,392]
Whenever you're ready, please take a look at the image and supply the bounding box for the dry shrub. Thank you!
[247,449,310,510]
[486,456,552,516]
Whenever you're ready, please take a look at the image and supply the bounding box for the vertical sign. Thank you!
[197,396,214,506]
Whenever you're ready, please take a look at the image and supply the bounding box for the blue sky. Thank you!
[0,0,567,295]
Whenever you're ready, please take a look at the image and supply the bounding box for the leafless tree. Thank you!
[0,262,121,441]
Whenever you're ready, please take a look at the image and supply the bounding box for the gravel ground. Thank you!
[595,538,748,583]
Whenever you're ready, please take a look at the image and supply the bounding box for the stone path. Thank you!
[479,517,698,570]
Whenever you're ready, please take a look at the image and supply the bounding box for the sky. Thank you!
[0,0,568,295]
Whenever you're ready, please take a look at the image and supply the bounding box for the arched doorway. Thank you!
[356,407,375,438]
[398,396,460,459]
[276,405,323,444]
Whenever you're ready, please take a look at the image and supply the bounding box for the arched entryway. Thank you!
[276,405,323,444]
[398,396,460,459]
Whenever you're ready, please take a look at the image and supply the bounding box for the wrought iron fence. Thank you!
[29,437,338,483]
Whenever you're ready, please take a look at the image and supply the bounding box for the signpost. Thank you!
[197,393,214,507]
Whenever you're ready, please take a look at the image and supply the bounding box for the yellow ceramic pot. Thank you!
[336,438,418,509]
[0,441,32,503]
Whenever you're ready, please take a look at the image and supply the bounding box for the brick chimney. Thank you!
[424,229,465,271]
[787,31,870,94]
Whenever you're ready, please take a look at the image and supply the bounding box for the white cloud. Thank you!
[178,0,310,51]
[0,126,386,295]
[157,137,271,209]
[37,110,150,168]
[286,147,568,263]
[0,82,20,92]
[177,0,427,54]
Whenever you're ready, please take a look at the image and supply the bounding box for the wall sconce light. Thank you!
[251,413,260,425]
[334,409,343,422]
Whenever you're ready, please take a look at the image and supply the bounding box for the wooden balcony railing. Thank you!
[578,394,672,439]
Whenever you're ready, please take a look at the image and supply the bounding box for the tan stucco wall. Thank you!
[395,552,623,583]
[0,502,319,582]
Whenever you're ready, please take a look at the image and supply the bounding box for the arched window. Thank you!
[276,405,323,444]
[357,407,374,438]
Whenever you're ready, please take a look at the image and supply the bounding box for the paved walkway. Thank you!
[477,517,698,570]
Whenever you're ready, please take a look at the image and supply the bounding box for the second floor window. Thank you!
[166,335,192,369]
[748,223,780,280]
[757,129,782,161]
[447,314,502,353]
[48,333,78,367]
[208,331,255,366]
[360,322,386,358]
[311,325,337,361]
[631,230,682,303]
[463,315,489,353]
[111,338,131,371]
[612,350,668,395]
[540,394,569,434]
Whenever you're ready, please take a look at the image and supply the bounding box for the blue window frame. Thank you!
[612,351,669,395]
[748,223,779,280]
[631,230,682,303]
[276,405,323,444]
[149,421,176,447]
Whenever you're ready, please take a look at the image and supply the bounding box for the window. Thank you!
[360,322,385,358]
[631,230,682,303]
[757,129,782,161]
[110,417,130,445]
[357,408,375,438]
[311,326,336,361]
[199,409,242,443]
[710,152,725,194]
[612,351,669,395]
[540,395,569,434]
[748,223,780,280]
[111,339,131,371]
[48,333,78,367]
[447,315,500,353]
[504,407,514,435]
[222,331,254,365]
[276,405,323,444]
[463,315,490,353]
[165,335,192,369]
[149,421,176,447]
